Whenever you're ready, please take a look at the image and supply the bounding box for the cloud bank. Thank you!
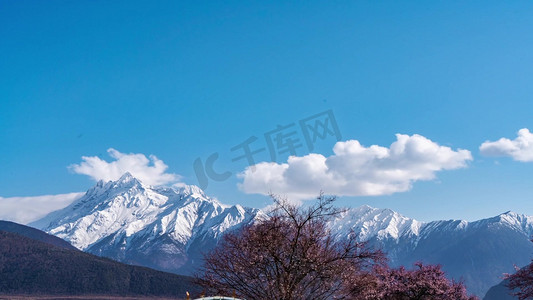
[69,148,180,186]
[0,192,84,224]
[480,128,533,162]
[238,134,472,200]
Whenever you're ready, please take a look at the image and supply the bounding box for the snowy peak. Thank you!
[173,184,208,199]
[83,173,145,201]
[31,174,263,272]
[330,205,422,241]
[481,210,533,236]
[115,172,142,187]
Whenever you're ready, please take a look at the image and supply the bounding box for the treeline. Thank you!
[0,220,76,250]
[0,230,199,297]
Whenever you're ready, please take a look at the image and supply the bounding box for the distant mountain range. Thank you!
[0,221,199,297]
[29,173,533,298]
[330,205,533,298]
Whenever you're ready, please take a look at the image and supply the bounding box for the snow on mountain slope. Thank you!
[30,172,263,274]
[329,205,423,241]
[331,205,533,245]
[329,206,533,297]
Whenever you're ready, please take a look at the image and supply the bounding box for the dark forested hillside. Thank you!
[0,220,76,250]
[0,230,199,297]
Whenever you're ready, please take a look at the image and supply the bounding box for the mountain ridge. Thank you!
[30,173,533,297]
[0,220,76,250]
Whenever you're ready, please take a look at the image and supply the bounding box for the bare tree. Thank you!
[197,193,384,300]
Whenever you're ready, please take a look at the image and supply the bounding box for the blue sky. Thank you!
[2,1,533,223]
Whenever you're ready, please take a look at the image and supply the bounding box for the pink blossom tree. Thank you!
[374,263,478,300]
[506,241,533,300]
[198,194,477,300]
[197,193,384,300]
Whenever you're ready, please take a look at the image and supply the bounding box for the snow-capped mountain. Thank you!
[329,205,533,297]
[329,205,423,241]
[30,176,533,297]
[30,172,263,274]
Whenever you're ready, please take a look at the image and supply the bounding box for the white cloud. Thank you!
[0,192,84,224]
[480,128,533,162]
[69,148,180,186]
[238,134,472,201]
